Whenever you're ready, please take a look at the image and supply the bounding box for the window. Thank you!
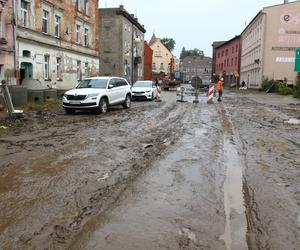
[84,28,89,46]
[160,63,164,70]
[225,49,228,56]
[21,0,28,27]
[85,62,89,76]
[232,46,234,53]
[83,0,88,15]
[222,51,224,57]
[76,0,81,11]
[42,10,49,34]
[76,24,81,44]
[55,15,61,38]
[152,63,156,70]
[44,54,50,80]
[56,57,62,80]
[22,50,31,58]
[77,60,81,80]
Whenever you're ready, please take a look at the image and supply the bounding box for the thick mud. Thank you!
[0,89,299,249]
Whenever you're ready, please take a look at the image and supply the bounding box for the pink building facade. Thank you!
[215,36,241,85]
[0,0,15,83]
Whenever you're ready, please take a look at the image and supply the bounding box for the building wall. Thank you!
[241,1,300,88]
[150,39,174,75]
[181,56,212,82]
[16,0,99,89]
[0,0,15,83]
[99,6,145,84]
[263,2,300,85]
[241,12,266,88]
[144,42,153,80]
[215,36,241,84]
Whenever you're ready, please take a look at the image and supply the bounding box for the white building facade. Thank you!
[240,1,300,88]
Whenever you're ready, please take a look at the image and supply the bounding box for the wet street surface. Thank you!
[0,88,300,249]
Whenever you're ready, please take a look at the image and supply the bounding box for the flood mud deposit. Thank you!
[0,90,299,249]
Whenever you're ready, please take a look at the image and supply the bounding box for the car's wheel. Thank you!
[99,98,108,113]
[65,108,75,115]
[151,92,154,101]
[123,94,131,109]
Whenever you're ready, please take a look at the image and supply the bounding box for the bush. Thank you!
[261,77,278,92]
[293,73,300,99]
[277,82,294,95]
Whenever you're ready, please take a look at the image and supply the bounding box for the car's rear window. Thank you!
[76,79,108,89]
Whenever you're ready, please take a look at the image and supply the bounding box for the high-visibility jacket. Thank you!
[216,80,223,91]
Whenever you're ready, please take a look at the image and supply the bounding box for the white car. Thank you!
[63,77,132,114]
[132,80,157,101]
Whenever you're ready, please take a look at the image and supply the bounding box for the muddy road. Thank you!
[0,89,299,249]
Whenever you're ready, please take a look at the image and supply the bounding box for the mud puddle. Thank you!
[70,104,244,249]
[220,138,247,250]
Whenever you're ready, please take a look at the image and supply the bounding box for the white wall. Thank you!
[18,41,99,89]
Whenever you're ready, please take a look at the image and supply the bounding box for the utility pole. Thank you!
[12,0,18,85]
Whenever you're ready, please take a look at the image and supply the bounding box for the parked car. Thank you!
[62,76,132,114]
[132,80,157,101]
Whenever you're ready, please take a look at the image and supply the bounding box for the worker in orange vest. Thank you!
[216,78,224,102]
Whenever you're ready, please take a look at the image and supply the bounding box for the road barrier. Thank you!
[207,85,214,104]
[155,86,162,102]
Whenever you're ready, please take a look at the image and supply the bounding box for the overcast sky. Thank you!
[100,0,298,58]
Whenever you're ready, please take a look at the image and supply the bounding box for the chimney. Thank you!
[284,0,288,3]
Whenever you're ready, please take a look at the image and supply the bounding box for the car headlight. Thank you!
[145,90,152,93]
[87,93,100,98]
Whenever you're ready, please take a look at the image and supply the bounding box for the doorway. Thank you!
[20,62,33,84]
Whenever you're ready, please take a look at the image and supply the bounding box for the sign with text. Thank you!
[295,48,300,72]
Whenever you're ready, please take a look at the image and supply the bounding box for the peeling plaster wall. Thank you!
[16,0,100,88]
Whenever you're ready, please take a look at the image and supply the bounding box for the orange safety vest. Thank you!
[216,80,223,91]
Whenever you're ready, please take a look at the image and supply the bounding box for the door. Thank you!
[107,78,119,104]
[20,62,33,84]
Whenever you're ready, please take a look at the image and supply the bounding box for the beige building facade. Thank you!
[149,34,175,75]
[240,1,300,88]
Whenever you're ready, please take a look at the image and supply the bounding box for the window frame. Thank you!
[77,60,81,80]
[56,57,62,80]
[42,9,49,34]
[55,15,61,38]
[20,0,28,27]
[44,54,50,80]
[76,24,81,44]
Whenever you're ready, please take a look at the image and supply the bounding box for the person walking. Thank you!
[216,78,223,102]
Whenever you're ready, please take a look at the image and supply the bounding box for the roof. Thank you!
[100,5,146,33]
[149,34,157,46]
[215,36,241,49]
[182,56,212,65]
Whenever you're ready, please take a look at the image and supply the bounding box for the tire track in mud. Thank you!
[217,104,247,250]
[44,103,188,250]
[0,99,188,249]
[225,93,300,250]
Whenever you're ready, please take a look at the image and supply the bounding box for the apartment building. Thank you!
[215,36,241,85]
[16,0,99,89]
[240,1,300,88]
[0,0,15,84]
[99,5,146,84]
[180,56,212,83]
[149,34,176,77]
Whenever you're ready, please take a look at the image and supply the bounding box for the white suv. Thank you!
[63,77,132,114]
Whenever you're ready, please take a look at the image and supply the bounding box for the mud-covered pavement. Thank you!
[0,89,300,249]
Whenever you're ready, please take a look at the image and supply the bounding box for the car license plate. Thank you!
[70,101,81,105]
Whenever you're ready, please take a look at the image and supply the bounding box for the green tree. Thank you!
[180,48,204,59]
[160,38,176,52]
[180,47,187,59]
